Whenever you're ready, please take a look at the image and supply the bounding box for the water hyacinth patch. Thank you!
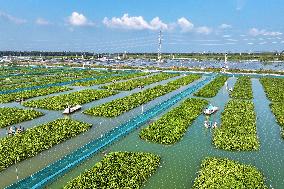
[0,118,92,172]
[230,76,253,100]
[192,157,268,189]
[259,78,284,102]
[270,103,284,138]
[194,75,229,98]
[0,86,71,103]
[140,98,208,145]
[64,151,160,189]
[23,89,118,110]
[101,73,178,91]
[84,74,201,117]
[213,100,259,151]
[0,107,43,128]
[73,72,148,87]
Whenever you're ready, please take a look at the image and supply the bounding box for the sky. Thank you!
[0,0,283,53]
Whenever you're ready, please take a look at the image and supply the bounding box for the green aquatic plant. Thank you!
[230,76,253,100]
[84,74,201,117]
[72,72,148,86]
[0,86,71,103]
[139,98,208,145]
[0,107,43,128]
[101,73,178,91]
[213,100,259,151]
[260,77,284,102]
[64,151,160,189]
[23,89,117,110]
[193,157,268,189]
[270,103,284,138]
[0,118,92,172]
[194,75,229,98]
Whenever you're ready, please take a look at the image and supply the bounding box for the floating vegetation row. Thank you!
[139,98,207,145]
[0,118,92,172]
[101,73,177,91]
[0,70,104,91]
[0,86,71,103]
[193,157,268,189]
[230,76,253,100]
[23,89,118,110]
[260,78,284,139]
[213,100,259,151]
[270,103,284,138]
[84,74,201,117]
[259,78,284,102]
[194,75,229,98]
[0,107,43,128]
[64,152,160,189]
[73,72,148,87]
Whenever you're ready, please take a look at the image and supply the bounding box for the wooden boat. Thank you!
[203,104,219,115]
[63,105,82,114]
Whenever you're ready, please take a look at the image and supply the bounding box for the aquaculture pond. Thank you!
[0,67,283,189]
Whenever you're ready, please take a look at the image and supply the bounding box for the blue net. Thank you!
[5,74,216,189]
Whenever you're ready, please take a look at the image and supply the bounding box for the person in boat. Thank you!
[212,122,218,128]
[16,127,22,134]
[7,127,13,136]
[11,126,16,135]
[204,120,210,128]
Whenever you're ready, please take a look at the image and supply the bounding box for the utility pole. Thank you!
[158,30,162,64]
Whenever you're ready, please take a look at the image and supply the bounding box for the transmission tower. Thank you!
[158,30,162,63]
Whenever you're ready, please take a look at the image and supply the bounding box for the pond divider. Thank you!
[5,74,216,189]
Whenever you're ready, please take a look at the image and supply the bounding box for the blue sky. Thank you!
[0,0,283,53]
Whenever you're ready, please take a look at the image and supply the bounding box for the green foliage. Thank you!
[194,76,229,98]
[101,73,177,91]
[213,100,259,151]
[270,103,284,138]
[0,70,104,91]
[260,78,284,102]
[84,74,201,117]
[64,151,160,189]
[192,157,268,189]
[73,72,148,87]
[0,86,71,103]
[140,98,208,145]
[0,107,43,128]
[260,78,284,139]
[0,118,92,172]
[230,76,253,100]
[23,89,117,110]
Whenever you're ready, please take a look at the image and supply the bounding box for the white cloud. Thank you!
[177,17,194,32]
[196,26,212,35]
[219,24,232,29]
[223,35,231,38]
[259,42,267,45]
[247,42,254,45]
[149,17,168,30]
[249,28,282,36]
[0,11,26,24]
[68,12,94,26]
[226,39,238,42]
[35,18,50,25]
[103,14,168,31]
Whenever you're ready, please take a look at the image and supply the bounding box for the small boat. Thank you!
[204,104,219,115]
[63,105,82,114]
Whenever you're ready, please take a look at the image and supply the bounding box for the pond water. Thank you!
[0,73,283,189]
[48,77,284,189]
